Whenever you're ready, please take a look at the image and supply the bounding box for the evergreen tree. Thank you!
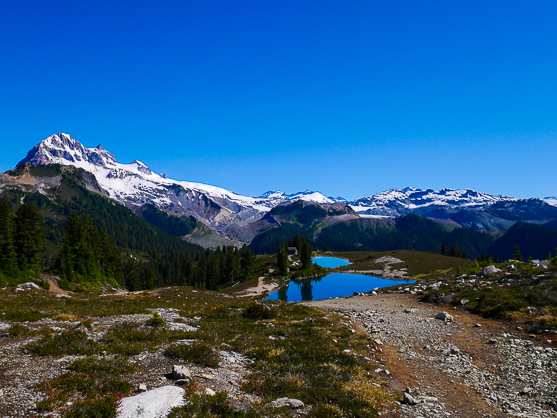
[277,241,289,275]
[0,200,18,277]
[300,239,313,268]
[512,244,523,262]
[440,242,447,256]
[14,203,43,272]
[448,243,461,258]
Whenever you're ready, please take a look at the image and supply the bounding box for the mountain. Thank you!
[9,133,557,244]
[18,133,273,229]
[350,187,514,215]
[257,190,344,205]
[349,187,557,232]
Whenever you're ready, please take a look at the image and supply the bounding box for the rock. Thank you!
[435,312,453,322]
[527,307,538,314]
[16,282,41,290]
[402,392,418,405]
[520,387,534,395]
[172,365,190,380]
[460,299,469,306]
[271,397,305,409]
[138,384,147,392]
[117,386,185,418]
[403,308,416,314]
[203,388,216,396]
[474,323,482,328]
[479,265,501,276]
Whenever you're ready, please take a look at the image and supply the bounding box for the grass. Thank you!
[166,341,221,368]
[1,283,393,417]
[330,250,473,278]
[420,262,557,333]
[36,357,135,416]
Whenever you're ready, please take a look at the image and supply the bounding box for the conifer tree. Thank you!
[0,200,18,277]
[512,244,523,262]
[15,203,43,272]
[277,241,289,275]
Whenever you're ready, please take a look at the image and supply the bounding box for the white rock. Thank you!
[16,282,41,290]
[203,388,216,396]
[479,265,501,276]
[435,312,453,322]
[271,397,305,409]
[172,365,191,380]
[118,386,185,418]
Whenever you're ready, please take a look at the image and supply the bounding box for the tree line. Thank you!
[0,198,257,291]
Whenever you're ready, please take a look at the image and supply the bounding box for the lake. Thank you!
[313,256,352,268]
[264,272,414,302]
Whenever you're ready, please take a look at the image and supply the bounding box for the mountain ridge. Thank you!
[8,133,557,239]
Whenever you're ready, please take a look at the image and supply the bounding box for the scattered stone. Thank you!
[204,388,216,396]
[435,312,453,322]
[117,386,185,418]
[201,374,214,380]
[172,365,191,380]
[474,323,482,328]
[520,387,534,395]
[402,392,418,405]
[271,397,305,409]
[137,384,147,392]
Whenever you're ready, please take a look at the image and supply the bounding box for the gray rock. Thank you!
[435,312,453,322]
[117,386,185,418]
[402,392,418,405]
[271,397,305,409]
[479,265,501,276]
[16,282,41,290]
[172,365,191,380]
[204,388,216,396]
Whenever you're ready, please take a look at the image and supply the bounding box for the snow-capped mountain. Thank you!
[12,133,557,238]
[349,187,516,216]
[257,190,343,205]
[18,133,274,227]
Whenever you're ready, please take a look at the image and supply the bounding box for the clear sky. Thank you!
[1,1,556,200]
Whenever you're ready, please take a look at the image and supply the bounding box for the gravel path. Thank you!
[303,294,557,418]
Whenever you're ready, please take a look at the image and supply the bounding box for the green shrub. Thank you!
[6,323,31,338]
[168,391,255,418]
[242,303,276,320]
[26,330,97,356]
[5,310,44,322]
[65,393,123,418]
[166,342,220,368]
[146,312,165,327]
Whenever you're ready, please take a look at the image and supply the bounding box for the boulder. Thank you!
[435,312,453,322]
[16,282,41,290]
[203,388,216,396]
[118,386,185,418]
[271,397,305,409]
[479,265,501,276]
[172,365,191,380]
[402,392,418,405]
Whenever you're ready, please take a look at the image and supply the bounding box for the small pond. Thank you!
[312,256,352,268]
[264,272,414,302]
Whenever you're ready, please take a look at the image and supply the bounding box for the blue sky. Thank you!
[1,1,556,200]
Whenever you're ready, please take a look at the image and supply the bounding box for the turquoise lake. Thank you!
[264,272,414,302]
[312,256,352,268]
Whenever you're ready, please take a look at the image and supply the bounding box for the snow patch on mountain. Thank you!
[543,197,557,207]
[18,133,273,226]
[349,187,517,216]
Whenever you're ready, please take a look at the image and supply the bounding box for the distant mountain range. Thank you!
[4,133,557,257]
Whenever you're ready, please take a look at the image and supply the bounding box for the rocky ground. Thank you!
[0,308,257,417]
[304,294,557,418]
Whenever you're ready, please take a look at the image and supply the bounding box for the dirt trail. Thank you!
[304,294,557,418]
